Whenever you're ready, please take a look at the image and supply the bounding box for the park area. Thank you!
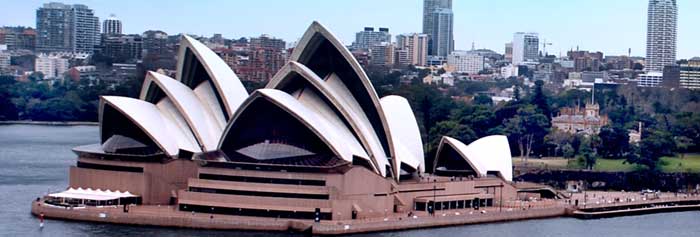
[512,154,700,173]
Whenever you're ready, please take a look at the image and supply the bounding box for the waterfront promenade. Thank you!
[31,199,566,235]
[31,192,700,235]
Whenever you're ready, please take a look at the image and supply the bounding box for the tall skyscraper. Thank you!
[422,0,452,56]
[512,32,539,65]
[36,3,72,52]
[396,33,429,66]
[354,27,391,50]
[422,0,451,40]
[645,0,677,72]
[103,14,122,35]
[429,8,454,58]
[36,3,99,53]
[71,4,100,53]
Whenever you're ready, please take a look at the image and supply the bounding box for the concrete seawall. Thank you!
[573,204,700,219]
[571,197,700,219]
[31,201,567,235]
[31,196,700,235]
[313,207,567,235]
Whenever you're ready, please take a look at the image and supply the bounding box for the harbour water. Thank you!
[2,124,700,237]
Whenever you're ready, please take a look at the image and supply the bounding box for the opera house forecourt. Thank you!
[31,22,566,234]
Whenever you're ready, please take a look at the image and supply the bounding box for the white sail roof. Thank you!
[435,136,513,181]
[462,135,513,181]
[380,95,425,178]
[176,35,248,117]
[100,96,182,156]
[141,71,222,151]
[219,89,369,163]
[290,21,396,167]
[266,61,389,175]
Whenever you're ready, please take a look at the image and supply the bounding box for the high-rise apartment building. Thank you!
[396,33,428,66]
[71,4,100,53]
[429,8,454,58]
[354,27,391,50]
[422,0,451,56]
[36,3,99,53]
[512,32,539,65]
[103,14,122,35]
[36,3,72,52]
[645,0,677,72]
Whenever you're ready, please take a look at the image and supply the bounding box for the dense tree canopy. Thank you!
[0,71,143,121]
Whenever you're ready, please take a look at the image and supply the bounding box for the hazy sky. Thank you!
[2,0,699,58]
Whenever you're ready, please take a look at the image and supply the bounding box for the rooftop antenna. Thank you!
[471,41,475,51]
[542,39,552,56]
[628,48,631,57]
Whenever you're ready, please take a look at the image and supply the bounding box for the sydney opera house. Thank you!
[35,22,519,225]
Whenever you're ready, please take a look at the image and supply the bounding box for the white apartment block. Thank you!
[447,51,484,74]
[35,53,70,79]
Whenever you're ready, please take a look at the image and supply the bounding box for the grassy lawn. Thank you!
[592,158,639,172]
[660,154,700,173]
[514,154,700,173]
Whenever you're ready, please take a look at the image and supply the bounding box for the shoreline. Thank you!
[0,121,98,126]
[31,196,700,235]
[30,201,567,235]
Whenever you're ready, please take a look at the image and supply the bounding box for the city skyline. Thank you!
[2,0,699,59]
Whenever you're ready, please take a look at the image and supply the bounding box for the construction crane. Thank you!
[542,39,552,56]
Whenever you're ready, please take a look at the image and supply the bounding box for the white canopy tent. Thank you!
[47,188,140,206]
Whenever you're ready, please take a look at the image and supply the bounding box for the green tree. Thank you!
[505,105,550,161]
[562,143,575,158]
[545,129,572,157]
[627,130,676,170]
[597,125,630,159]
[473,94,493,106]
[674,136,693,159]
[0,76,19,120]
[530,80,552,119]
[513,86,521,101]
[577,138,597,170]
